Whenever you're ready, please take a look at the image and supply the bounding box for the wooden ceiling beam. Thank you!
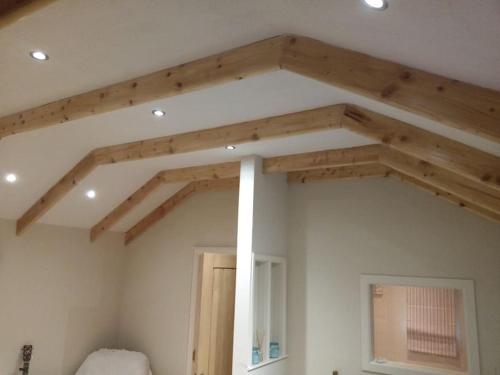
[2,35,499,142]
[17,101,500,235]
[92,145,379,241]
[89,172,164,242]
[123,147,500,245]
[90,161,241,241]
[341,105,500,192]
[17,105,342,234]
[0,0,57,29]
[394,172,500,224]
[0,35,285,138]
[128,165,389,245]
[282,35,500,142]
[288,164,391,184]
[263,144,381,173]
[91,104,343,164]
[124,178,239,245]
[194,177,240,193]
[124,183,197,245]
[16,153,97,235]
[380,148,500,214]
[159,161,240,183]
[287,164,500,224]
[125,159,500,245]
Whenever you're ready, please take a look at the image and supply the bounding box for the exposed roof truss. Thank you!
[1,35,499,141]
[124,154,500,245]
[2,33,498,237]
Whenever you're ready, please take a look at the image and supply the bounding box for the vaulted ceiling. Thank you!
[1,0,499,240]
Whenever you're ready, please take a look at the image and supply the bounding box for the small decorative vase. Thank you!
[252,347,261,365]
[269,342,280,358]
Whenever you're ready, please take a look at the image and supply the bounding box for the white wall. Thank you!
[7,174,497,375]
[252,160,288,257]
[0,219,125,375]
[117,190,239,375]
[287,177,500,375]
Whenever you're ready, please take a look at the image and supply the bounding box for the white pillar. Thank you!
[232,157,258,375]
[232,156,288,375]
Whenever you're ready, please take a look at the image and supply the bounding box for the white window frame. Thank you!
[360,274,480,375]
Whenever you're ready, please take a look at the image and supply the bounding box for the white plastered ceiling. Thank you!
[0,0,499,231]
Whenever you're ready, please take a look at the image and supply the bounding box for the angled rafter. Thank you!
[17,105,343,234]
[263,144,381,173]
[125,162,389,245]
[281,35,500,142]
[90,104,342,164]
[92,145,378,241]
[124,177,239,245]
[125,159,500,245]
[394,172,500,224]
[90,161,241,241]
[288,163,391,184]
[116,144,500,245]
[2,35,499,142]
[190,176,239,193]
[124,183,197,245]
[0,0,57,29]
[18,102,500,235]
[16,153,97,234]
[287,164,500,224]
[341,105,500,191]
[380,148,500,214]
[159,161,240,183]
[89,172,164,242]
[0,35,285,137]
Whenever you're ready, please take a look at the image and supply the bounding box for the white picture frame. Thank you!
[360,274,480,375]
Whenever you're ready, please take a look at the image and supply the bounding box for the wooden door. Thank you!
[193,253,236,375]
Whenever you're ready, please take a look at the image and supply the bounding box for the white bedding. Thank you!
[75,349,152,375]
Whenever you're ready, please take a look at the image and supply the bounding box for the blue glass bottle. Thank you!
[269,342,280,358]
[252,347,261,365]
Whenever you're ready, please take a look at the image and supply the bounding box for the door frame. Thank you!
[185,246,236,375]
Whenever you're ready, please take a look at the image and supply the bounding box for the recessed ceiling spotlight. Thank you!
[152,109,166,118]
[4,173,17,183]
[30,50,49,61]
[363,0,388,10]
[86,190,96,199]
[225,145,236,150]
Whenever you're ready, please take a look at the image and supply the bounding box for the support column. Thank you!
[232,156,288,375]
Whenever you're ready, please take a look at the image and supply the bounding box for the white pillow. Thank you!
[75,349,152,375]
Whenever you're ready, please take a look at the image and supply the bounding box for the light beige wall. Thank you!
[21,174,494,375]
[117,190,239,375]
[287,177,500,375]
[0,219,125,375]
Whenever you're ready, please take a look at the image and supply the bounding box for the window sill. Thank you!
[365,359,468,375]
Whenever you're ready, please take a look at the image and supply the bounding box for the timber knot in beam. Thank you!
[399,71,413,82]
[342,106,370,124]
[380,84,399,98]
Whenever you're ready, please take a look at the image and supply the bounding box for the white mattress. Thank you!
[75,349,152,375]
